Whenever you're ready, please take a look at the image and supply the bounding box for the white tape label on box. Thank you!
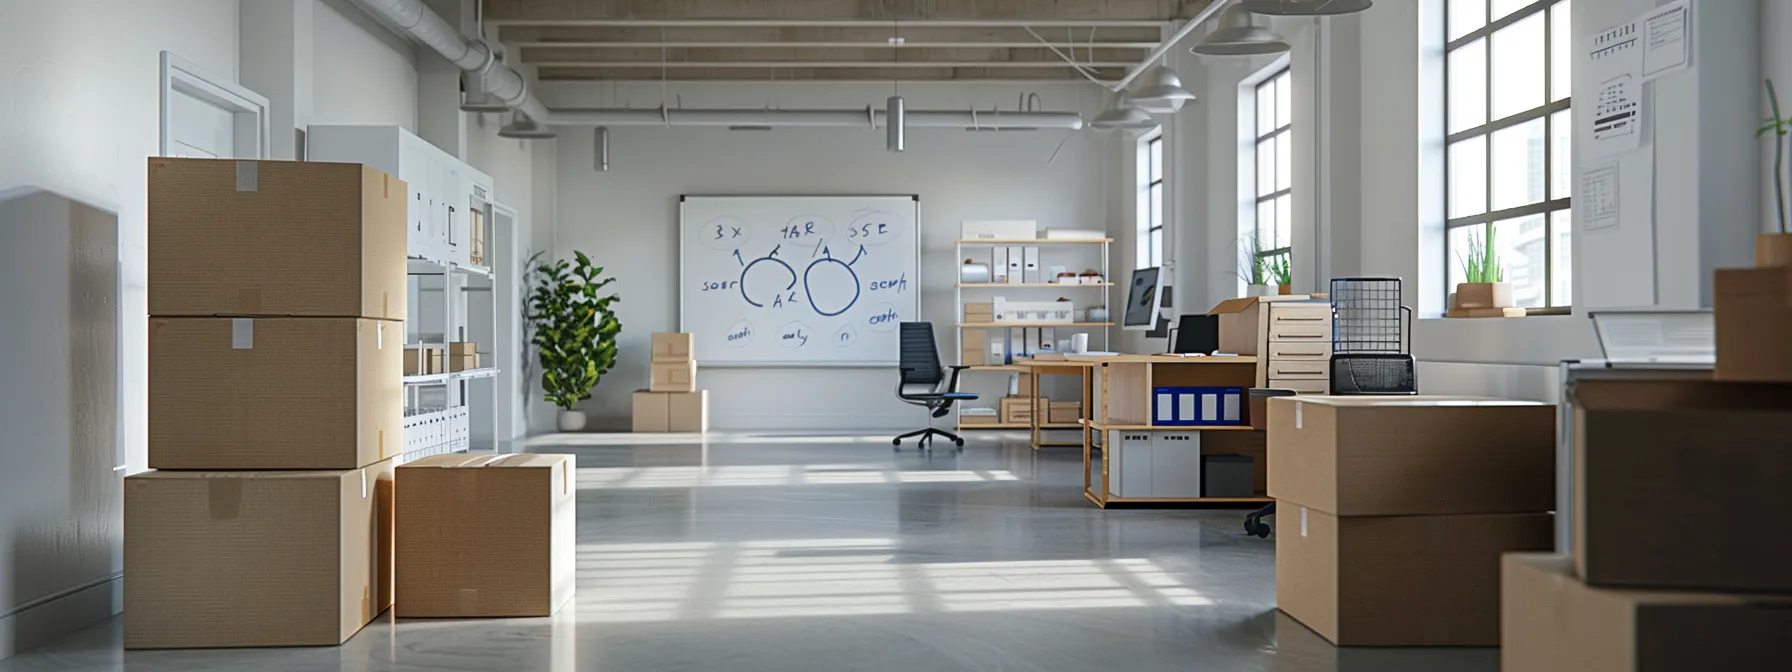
[377,323,385,349]
[1294,401,1303,430]
[235,161,258,192]
[231,319,253,349]
[1301,507,1309,538]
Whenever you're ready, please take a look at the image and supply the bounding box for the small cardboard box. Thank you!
[650,360,698,393]
[428,349,444,374]
[1276,508,1551,646]
[449,353,480,372]
[1267,396,1554,516]
[1048,401,1081,424]
[651,332,695,362]
[396,454,576,618]
[1572,378,1792,591]
[1013,372,1038,397]
[148,158,406,320]
[1001,396,1035,424]
[633,390,709,433]
[1445,306,1527,318]
[1502,553,1792,672]
[1452,282,1513,309]
[959,412,1001,426]
[1714,267,1792,382]
[1209,297,1264,355]
[448,341,477,356]
[403,346,439,376]
[964,302,995,323]
[124,459,395,649]
[150,317,400,470]
[961,329,988,366]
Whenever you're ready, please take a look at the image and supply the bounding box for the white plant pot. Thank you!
[1247,284,1274,297]
[557,410,588,432]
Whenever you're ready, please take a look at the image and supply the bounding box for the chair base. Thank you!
[1244,503,1275,538]
[893,427,964,450]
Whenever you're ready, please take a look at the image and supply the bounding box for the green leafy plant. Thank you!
[1457,227,1505,283]
[1266,254,1292,287]
[1758,79,1791,234]
[527,251,621,410]
[1237,236,1269,285]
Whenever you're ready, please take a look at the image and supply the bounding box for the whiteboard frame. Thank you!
[678,194,921,367]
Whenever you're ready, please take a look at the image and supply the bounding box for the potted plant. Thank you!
[527,251,620,432]
[1454,228,1512,310]
[1266,254,1293,295]
[1756,79,1792,266]
[1238,236,1274,297]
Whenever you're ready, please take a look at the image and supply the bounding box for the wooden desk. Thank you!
[1010,359,1096,452]
[1055,354,1270,508]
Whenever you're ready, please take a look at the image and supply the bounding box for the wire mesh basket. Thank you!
[1330,277,1410,354]
[1330,354,1418,395]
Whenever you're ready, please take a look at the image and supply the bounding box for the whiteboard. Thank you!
[679,195,920,366]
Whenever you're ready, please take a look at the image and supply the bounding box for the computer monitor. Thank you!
[1172,314,1220,354]
[1122,267,1165,331]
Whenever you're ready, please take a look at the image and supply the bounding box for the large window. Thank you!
[1446,0,1572,310]
[1252,68,1293,278]
[1140,132,1164,269]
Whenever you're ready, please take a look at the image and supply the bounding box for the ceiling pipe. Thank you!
[1111,0,1235,92]
[348,0,551,123]
[544,108,1084,130]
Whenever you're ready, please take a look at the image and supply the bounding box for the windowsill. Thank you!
[1413,313,1599,367]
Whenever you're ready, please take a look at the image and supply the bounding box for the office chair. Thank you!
[893,322,978,450]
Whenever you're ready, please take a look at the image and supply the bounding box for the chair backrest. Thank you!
[898,322,944,386]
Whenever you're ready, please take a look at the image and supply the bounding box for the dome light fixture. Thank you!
[1089,99,1160,132]
[1128,66,1198,114]
[1192,6,1293,56]
[497,112,556,139]
[1239,0,1373,16]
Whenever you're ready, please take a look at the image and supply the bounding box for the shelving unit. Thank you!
[953,237,1111,432]
[402,258,500,461]
[1080,356,1269,508]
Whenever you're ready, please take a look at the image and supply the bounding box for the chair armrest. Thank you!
[944,365,969,393]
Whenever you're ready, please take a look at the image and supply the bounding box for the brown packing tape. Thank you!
[383,292,390,319]
[208,478,243,521]
[379,430,385,458]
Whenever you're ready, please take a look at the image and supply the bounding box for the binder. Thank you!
[1023,247,1041,283]
[991,247,1009,283]
[1007,246,1024,284]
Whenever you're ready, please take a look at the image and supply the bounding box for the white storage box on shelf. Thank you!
[961,220,1038,240]
[402,406,471,463]
[306,125,494,268]
[1103,430,1203,498]
[993,298,1076,324]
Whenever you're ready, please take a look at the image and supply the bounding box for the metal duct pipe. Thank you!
[544,108,1084,130]
[348,0,551,123]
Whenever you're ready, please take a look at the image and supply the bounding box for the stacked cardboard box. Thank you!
[395,454,576,618]
[1500,376,1792,670]
[448,341,480,372]
[128,158,406,649]
[1268,396,1555,646]
[633,332,708,432]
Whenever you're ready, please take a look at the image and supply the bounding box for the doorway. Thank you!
[158,51,269,159]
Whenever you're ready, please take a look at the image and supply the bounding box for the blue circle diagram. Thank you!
[803,258,860,317]
[739,256,796,308]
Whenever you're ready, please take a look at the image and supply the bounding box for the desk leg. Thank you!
[1030,393,1042,451]
[1081,366,1092,454]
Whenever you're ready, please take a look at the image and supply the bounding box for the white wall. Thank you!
[539,81,1111,432]
[0,0,239,657]
[310,0,418,131]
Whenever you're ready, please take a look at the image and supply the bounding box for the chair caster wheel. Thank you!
[954,438,965,447]
[892,438,902,446]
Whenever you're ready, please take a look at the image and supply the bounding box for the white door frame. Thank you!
[158,51,270,158]
[491,202,526,447]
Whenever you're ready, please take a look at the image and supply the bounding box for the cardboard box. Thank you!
[1760,232,1792,267]
[1502,553,1792,672]
[961,329,988,366]
[123,459,395,649]
[633,390,709,433]
[149,317,400,470]
[1715,267,1792,382]
[1001,396,1035,424]
[448,341,477,356]
[649,360,698,393]
[1452,282,1513,309]
[1445,306,1527,318]
[1210,297,1264,355]
[959,412,1002,426]
[148,157,406,320]
[403,346,440,376]
[1267,396,1554,516]
[449,352,480,372]
[1048,401,1081,424]
[650,332,694,362]
[428,349,444,374]
[396,454,576,618]
[1276,508,1551,646]
[1014,372,1037,397]
[1572,378,1792,591]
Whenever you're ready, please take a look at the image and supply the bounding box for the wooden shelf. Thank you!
[956,282,1113,288]
[1088,422,1258,432]
[956,238,1111,245]
[962,364,1026,371]
[958,322,1113,328]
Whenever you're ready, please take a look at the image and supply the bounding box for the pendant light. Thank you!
[886,17,905,152]
[1128,66,1197,114]
[1239,0,1373,16]
[1192,6,1293,56]
[1089,97,1159,132]
[497,112,555,139]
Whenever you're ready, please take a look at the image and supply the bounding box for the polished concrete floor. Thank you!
[2,432,1497,671]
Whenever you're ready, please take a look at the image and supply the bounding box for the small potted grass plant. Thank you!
[1756,79,1792,266]
[1267,254,1293,295]
[1238,236,1274,297]
[1454,228,1512,311]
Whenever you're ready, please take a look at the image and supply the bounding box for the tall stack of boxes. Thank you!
[127,158,407,649]
[633,332,709,432]
[1267,396,1555,646]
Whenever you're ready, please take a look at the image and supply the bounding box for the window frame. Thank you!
[1252,67,1293,276]
[1444,0,1572,313]
[1140,130,1165,269]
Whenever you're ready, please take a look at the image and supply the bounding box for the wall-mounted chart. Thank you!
[680,195,919,366]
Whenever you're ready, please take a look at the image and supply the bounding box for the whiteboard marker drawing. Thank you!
[778,322,813,348]
[700,216,750,251]
[725,320,754,347]
[833,324,860,347]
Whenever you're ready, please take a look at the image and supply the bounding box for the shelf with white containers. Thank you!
[308,126,504,460]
